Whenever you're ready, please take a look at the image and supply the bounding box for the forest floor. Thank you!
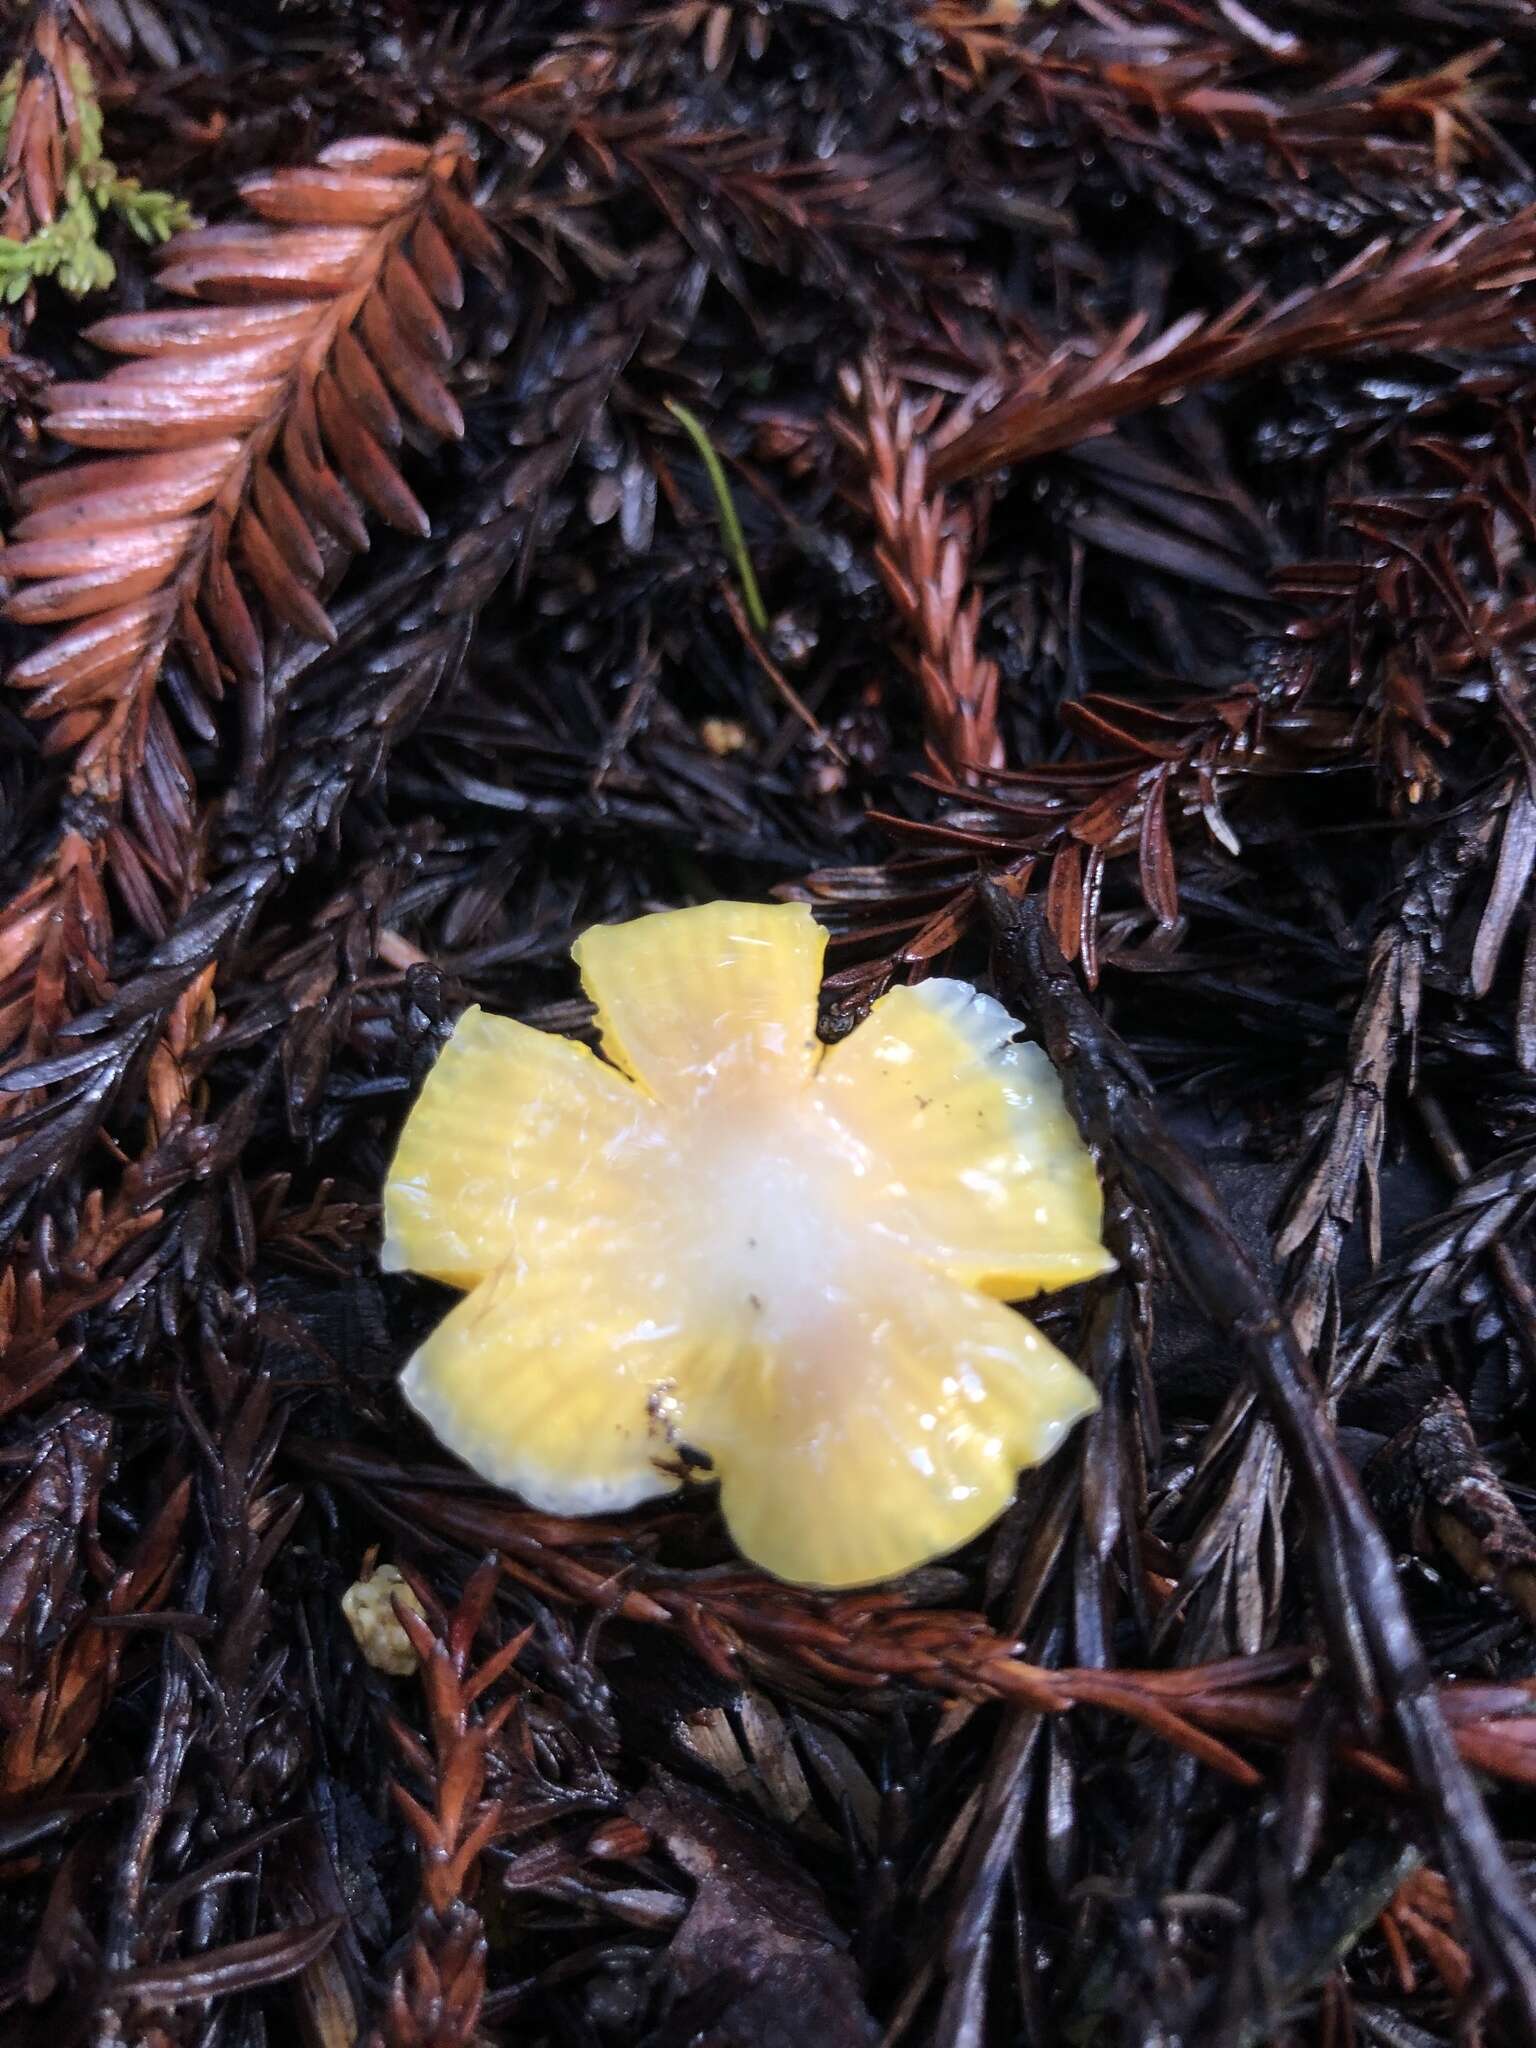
[4,2,1536,2044]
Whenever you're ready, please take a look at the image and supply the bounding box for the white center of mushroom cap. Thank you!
[652,1093,880,1348]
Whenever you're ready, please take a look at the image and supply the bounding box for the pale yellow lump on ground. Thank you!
[340,1561,424,1676]
[383,900,1114,1588]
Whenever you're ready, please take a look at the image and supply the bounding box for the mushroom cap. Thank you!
[383,900,1112,1586]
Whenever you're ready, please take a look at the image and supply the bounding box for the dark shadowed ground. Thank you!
[3,2,1536,2044]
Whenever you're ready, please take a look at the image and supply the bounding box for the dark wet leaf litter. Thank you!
[3,1,1536,2042]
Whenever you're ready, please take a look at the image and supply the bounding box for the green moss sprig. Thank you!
[0,57,193,299]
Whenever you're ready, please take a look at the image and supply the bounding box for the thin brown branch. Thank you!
[371,1559,530,2048]
[835,355,1000,781]
[934,211,1536,483]
[1,129,493,809]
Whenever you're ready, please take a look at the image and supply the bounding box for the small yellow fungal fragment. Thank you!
[341,1561,424,1675]
[383,900,1114,1588]
[701,717,749,756]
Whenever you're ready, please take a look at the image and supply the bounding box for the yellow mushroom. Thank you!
[382,900,1113,1588]
[341,1561,424,1676]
